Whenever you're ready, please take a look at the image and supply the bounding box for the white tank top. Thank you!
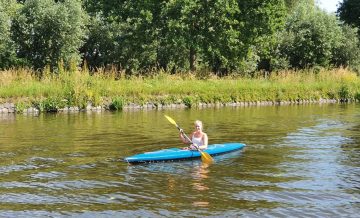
[192,135,203,147]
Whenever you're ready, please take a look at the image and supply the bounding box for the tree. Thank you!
[81,0,242,73]
[11,0,88,70]
[80,0,289,75]
[284,0,314,12]
[164,0,243,73]
[81,0,165,74]
[237,0,287,72]
[0,0,19,69]
[332,24,360,72]
[80,15,120,71]
[163,0,287,74]
[81,0,288,75]
[275,3,343,69]
[272,1,360,72]
[337,0,360,35]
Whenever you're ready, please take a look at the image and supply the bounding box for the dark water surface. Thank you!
[0,104,359,217]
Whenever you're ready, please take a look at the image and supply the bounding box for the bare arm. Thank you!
[200,133,209,149]
[179,131,192,144]
[204,133,208,147]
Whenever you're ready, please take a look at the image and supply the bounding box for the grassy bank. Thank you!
[0,67,359,112]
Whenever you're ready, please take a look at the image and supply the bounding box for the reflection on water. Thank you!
[191,163,210,207]
[0,104,360,217]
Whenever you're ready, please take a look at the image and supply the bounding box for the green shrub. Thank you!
[15,101,31,113]
[354,92,360,102]
[182,96,193,108]
[274,2,360,71]
[36,97,68,112]
[11,0,87,70]
[338,85,351,101]
[109,97,124,111]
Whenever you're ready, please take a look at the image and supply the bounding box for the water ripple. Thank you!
[1,105,360,217]
[0,163,39,174]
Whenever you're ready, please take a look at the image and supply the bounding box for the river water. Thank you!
[0,103,359,217]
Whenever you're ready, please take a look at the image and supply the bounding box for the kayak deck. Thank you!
[124,143,245,163]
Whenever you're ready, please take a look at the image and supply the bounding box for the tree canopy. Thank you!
[338,0,360,35]
[11,0,87,70]
[0,0,359,74]
[0,0,18,69]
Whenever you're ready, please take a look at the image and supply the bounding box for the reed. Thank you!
[0,67,359,111]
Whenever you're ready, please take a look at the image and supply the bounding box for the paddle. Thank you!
[164,115,214,164]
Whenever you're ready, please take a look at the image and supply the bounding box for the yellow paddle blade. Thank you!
[200,151,214,164]
[164,115,177,126]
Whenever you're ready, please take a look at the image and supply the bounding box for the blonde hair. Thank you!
[195,120,203,129]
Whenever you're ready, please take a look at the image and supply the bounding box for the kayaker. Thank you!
[180,120,208,150]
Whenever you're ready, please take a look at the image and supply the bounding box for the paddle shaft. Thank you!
[164,115,193,143]
[177,127,193,144]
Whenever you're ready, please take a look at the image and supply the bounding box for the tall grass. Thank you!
[0,67,359,110]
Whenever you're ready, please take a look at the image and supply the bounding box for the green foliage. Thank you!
[337,0,360,35]
[15,100,31,113]
[82,1,164,74]
[1,68,360,111]
[109,97,124,111]
[285,0,314,13]
[238,46,261,75]
[80,0,288,75]
[331,25,360,72]
[284,4,340,68]
[355,92,360,102]
[338,85,352,101]
[170,0,243,73]
[0,0,359,75]
[238,0,287,72]
[273,2,360,71]
[0,0,20,69]
[182,96,193,108]
[36,97,67,112]
[81,15,120,70]
[11,0,88,70]
[63,71,97,109]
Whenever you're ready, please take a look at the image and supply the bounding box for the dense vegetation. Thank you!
[338,0,360,35]
[0,0,360,75]
[1,0,360,112]
[1,67,359,112]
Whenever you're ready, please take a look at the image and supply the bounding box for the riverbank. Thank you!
[0,68,359,114]
[0,98,341,114]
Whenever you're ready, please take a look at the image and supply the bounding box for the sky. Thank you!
[316,0,342,13]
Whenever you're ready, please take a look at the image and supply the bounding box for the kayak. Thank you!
[124,142,245,163]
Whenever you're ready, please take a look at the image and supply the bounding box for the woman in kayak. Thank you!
[180,120,208,150]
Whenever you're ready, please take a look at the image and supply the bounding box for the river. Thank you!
[0,103,359,217]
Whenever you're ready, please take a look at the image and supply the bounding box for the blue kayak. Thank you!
[124,143,245,163]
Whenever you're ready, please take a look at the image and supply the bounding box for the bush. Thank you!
[338,85,351,101]
[0,0,19,69]
[15,101,31,113]
[355,92,360,102]
[331,25,360,73]
[36,97,68,112]
[182,96,193,108]
[11,0,87,70]
[109,97,124,111]
[273,2,360,71]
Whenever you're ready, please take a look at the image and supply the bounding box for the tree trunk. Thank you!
[189,46,196,71]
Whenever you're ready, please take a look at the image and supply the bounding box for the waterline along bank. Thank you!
[0,68,359,114]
